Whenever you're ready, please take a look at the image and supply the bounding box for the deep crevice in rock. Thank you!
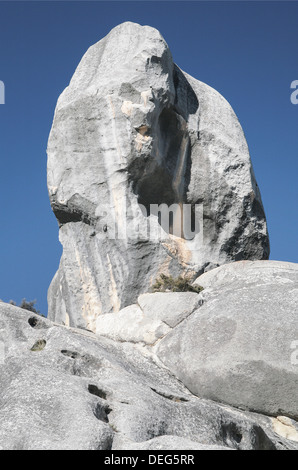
[220,420,276,450]
[173,64,199,118]
[250,425,277,450]
[150,387,189,403]
[61,350,80,360]
[93,402,112,423]
[128,104,199,239]
[51,194,97,228]
[52,203,94,227]
[220,421,243,448]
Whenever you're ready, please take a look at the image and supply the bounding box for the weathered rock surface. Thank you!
[96,292,202,344]
[0,300,297,450]
[155,260,298,419]
[47,21,269,330]
[93,260,298,421]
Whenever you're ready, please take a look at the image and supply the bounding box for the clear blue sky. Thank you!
[0,1,297,314]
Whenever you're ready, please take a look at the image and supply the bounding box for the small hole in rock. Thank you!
[221,422,243,446]
[88,384,107,400]
[61,350,79,359]
[28,316,47,329]
[28,317,38,328]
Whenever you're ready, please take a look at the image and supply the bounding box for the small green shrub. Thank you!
[152,274,203,294]
[19,299,40,314]
[9,298,42,315]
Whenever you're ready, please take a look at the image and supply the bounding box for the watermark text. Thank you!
[0,81,4,105]
[290,80,298,104]
[93,202,204,245]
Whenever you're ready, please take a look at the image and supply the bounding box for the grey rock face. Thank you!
[155,260,298,419]
[47,22,269,329]
[0,301,297,450]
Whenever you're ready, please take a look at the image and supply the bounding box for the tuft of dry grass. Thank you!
[30,339,47,352]
[152,274,203,294]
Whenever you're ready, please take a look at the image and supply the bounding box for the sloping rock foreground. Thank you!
[47,21,269,330]
[1,261,298,450]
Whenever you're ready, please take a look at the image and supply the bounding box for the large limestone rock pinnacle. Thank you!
[47,22,269,330]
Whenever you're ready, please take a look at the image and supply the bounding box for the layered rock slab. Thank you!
[0,301,297,450]
[47,22,269,329]
[96,292,202,344]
